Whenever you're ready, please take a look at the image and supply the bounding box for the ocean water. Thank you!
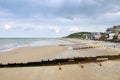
[0,38,58,52]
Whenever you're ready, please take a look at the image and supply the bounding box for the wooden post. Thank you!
[78,62,84,68]
[58,62,62,70]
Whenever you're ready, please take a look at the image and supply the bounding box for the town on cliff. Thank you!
[66,25,120,42]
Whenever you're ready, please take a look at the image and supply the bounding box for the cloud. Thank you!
[69,26,80,32]
[0,0,120,37]
[57,17,74,23]
[4,24,12,30]
[105,11,120,18]
[48,26,61,34]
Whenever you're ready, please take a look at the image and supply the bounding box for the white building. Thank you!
[108,33,115,40]
[93,33,101,40]
[118,32,120,40]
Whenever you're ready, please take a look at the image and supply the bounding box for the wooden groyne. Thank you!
[73,44,115,50]
[0,54,120,68]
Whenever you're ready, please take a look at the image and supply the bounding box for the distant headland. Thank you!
[65,25,120,42]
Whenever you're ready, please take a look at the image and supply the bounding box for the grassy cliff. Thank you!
[65,32,92,38]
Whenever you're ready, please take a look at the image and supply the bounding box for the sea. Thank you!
[1,38,120,53]
[0,38,59,52]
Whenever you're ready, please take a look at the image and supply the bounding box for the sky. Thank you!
[0,0,120,38]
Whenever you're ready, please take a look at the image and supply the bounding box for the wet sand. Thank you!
[0,45,67,64]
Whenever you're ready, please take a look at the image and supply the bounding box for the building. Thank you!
[108,33,115,40]
[106,25,120,40]
[93,32,101,40]
[118,32,120,40]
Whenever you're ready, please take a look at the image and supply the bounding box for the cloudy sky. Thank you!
[0,0,120,37]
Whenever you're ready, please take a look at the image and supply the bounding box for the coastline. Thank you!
[0,38,120,63]
[0,45,67,64]
[0,38,60,52]
[0,38,120,80]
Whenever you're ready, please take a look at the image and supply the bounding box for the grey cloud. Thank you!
[0,0,120,18]
[0,0,120,32]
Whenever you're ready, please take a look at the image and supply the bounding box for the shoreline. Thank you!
[0,38,120,64]
[0,38,60,53]
[0,45,67,64]
[0,38,120,80]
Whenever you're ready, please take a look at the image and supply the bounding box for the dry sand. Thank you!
[64,38,120,53]
[0,45,67,64]
[47,38,120,59]
[46,47,120,59]
[0,60,120,80]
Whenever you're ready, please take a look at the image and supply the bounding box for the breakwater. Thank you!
[73,45,115,50]
[0,54,120,68]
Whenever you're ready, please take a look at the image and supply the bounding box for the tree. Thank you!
[99,33,107,40]
[113,35,118,40]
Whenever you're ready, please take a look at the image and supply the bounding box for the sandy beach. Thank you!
[0,38,120,80]
[1,0,120,79]
[0,45,67,64]
[0,60,120,80]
